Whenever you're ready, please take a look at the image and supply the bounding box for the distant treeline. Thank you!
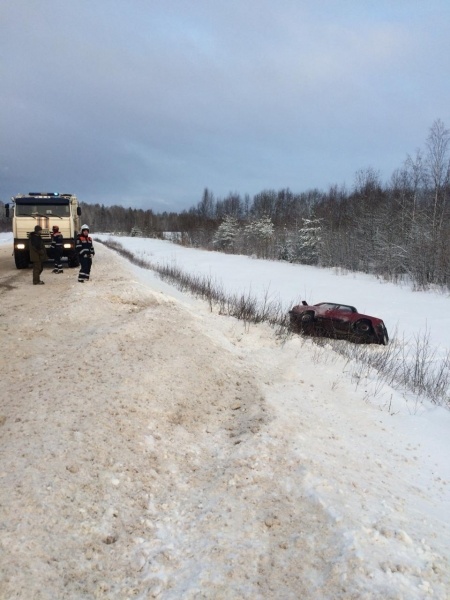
[1,119,449,289]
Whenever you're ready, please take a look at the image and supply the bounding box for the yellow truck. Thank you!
[5,192,82,269]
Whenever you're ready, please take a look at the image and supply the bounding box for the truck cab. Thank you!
[6,192,82,269]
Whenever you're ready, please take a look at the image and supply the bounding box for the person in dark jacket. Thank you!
[76,224,95,283]
[29,225,48,285]
[51,225,64,274]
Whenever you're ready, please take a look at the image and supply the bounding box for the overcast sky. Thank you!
[1,1,449,212]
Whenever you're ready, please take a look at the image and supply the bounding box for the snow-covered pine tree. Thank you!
[244,215,274,258]
[277,227,295,262]
[130,226,143,237]
[212,215,240,251]
[291,217,323,264]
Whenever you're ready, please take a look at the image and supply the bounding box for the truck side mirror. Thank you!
[77,207,81,216]
[5,204,10,218]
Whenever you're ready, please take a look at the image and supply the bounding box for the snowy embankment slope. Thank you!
[0,239,449,598]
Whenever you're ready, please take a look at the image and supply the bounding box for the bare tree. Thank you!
[426,118,450,231]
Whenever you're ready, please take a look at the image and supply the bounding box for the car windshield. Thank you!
[15,204,70,217]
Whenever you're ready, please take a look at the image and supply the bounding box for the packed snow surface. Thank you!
[0,235,449,599]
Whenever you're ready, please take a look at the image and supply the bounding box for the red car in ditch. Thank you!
[289,301,389,345]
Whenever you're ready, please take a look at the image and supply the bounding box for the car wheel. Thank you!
[301,311,314,324]
[353,319,372,335]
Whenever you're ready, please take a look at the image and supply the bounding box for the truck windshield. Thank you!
[15,204,70,217]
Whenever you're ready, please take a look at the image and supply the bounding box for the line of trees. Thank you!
[1,119,449,289]
[174,119,450,290]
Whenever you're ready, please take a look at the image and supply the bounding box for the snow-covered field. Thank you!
[96,234,450,357]
[0,233,449,598]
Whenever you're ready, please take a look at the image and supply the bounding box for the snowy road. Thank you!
[0,242,449,599]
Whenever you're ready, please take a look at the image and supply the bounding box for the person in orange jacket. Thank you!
[75,224,95,283]
[51,225,64,273]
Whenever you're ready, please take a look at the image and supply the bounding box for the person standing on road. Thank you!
[29,225,47,285]
[76,224,95,283]
[51,225,64,274]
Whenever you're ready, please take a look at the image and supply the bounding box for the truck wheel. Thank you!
[14,251,30,269]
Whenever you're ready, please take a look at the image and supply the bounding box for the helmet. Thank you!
[81,224,89,231]
[52,225,59,231]
[34,225,42,232]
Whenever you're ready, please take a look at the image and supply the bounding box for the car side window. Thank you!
[338,306,353,313]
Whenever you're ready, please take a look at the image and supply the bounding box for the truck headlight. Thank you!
[63,243,72,249]
[16,243,26,250]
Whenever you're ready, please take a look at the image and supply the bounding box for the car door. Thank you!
[314,304,336,333]
[327,305,353,335]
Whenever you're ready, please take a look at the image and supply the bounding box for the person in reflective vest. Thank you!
[76,224,95,283]
[51,225,64,273]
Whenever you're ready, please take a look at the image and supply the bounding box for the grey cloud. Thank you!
[1,0,450,210]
